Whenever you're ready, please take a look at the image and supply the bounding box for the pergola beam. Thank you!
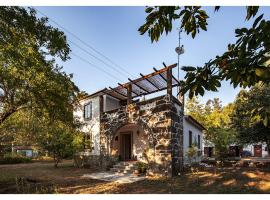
[128,78,149,93]
[118,83,139,96]
[140,73,159,90]
[153,67,167,82]
[109,87,127,98]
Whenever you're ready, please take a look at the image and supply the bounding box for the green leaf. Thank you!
[182,66,196,71]
[263,117,268,126]
[253,14,264,29]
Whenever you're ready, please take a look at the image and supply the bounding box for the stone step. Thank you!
[113,165,135,170]
[109,161,138,174]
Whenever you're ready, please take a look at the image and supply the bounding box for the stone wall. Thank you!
[100,95,183,177]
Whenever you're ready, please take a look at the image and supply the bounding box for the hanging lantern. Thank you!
[175,45,184,55]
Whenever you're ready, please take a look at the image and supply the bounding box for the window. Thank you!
[84,102,92,120]
[84,134,93,150]
[189,131,192,147]
[198,135,201,149]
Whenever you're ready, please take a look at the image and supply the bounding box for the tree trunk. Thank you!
[53,153,59,168]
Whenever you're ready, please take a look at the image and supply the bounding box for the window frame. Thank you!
[198,135,201,149]
[189,130,192,147]
[83,102,92,120]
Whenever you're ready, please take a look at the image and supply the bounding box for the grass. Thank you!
[0,160,269,194]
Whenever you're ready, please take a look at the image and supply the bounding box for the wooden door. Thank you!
[120,133,132,161]
[254,145,262,157]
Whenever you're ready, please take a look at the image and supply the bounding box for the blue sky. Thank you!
[36,6,270,106]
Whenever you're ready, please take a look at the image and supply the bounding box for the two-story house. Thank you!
[74,64,204,177]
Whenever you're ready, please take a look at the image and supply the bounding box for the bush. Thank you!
[0,154,32,164]
[135,162,148,174]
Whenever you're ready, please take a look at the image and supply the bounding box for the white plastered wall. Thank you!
[183,117,203,164]
[73,96,101,155]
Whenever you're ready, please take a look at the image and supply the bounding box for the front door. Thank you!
[120,132,132,161]
[254,145,262,157]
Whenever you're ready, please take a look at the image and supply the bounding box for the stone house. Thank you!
[74,64,204,177]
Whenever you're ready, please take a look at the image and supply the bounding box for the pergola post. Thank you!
[127,84,132,105]
[167,68,172,99]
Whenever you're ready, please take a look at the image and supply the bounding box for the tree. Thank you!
[139,6,270,100]
[186,97,237,159]
[231,84,270,154]
[37,120,84,167]
[0,7,78,126]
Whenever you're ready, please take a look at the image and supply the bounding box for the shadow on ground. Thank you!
[0,160,269,194]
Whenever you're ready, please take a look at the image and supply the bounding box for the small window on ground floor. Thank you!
[189,131,192,147]
[84,133,93,150]
[198,135,201,149]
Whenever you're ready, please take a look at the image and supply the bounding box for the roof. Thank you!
[184,115,206,131]
[13,146,34,150]
[103,63,180,100]
[79,88,108,101]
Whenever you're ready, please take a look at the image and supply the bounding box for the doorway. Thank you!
[254,145,262,157]
[120,132,132,161]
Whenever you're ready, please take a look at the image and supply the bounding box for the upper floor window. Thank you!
[198,135,201,149]
[189,131,192,147]
[84,102,92,120]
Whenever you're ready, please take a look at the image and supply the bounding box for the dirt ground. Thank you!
[0,160,270,194]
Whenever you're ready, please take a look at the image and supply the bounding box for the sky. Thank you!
[36,6,270,106]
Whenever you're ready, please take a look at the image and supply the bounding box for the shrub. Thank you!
[135,162,148,174]
[0,154,32,164]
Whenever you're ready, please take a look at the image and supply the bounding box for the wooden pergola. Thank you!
[104,63,180,104]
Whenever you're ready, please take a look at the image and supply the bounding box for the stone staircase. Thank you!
[110,161,138,175]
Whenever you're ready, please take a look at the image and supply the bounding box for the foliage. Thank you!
[186,144,198,165]
[0,107,84,166]
[34,117,84,167]
[0,6,79,126]
[0,153,32,164]
[231,84,270,152]
[135,161,148,174]
[186,97,237,158]
[139,6,270,99]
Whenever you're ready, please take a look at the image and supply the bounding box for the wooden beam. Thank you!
[167,68,172,99]
[120,63,177,88]
[153,67,167,82]
[128,78,149,93]
[140,73,159,90]
[127,84,132,105]
[103,90,124,101]
[109,87,127,98]
[118,83,139,96]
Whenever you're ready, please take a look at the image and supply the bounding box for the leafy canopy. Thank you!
[186,97,237,158]
[231,84,270,149]
[0,6,78,125]
[139,6,270,98]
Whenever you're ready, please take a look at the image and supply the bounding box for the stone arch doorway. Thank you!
[111,123,149,161]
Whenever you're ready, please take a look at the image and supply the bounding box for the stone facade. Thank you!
[100,95,183,177]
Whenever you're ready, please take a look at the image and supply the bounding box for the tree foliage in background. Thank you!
[0,6,79,126]
[0,108,84,166]
[231,84,270,154]
[186,97,237,159]
[139,6,270,99]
